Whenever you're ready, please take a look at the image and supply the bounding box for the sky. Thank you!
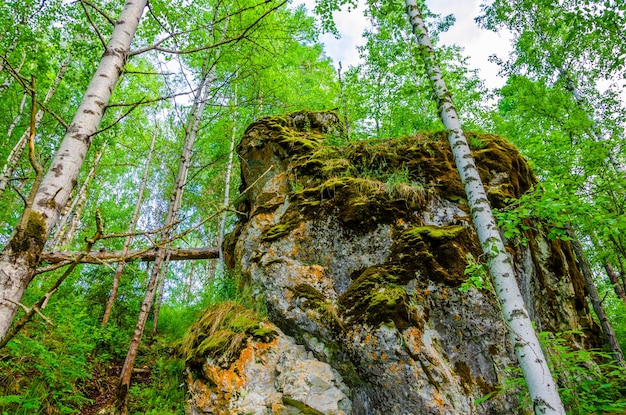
[299,0,513,90]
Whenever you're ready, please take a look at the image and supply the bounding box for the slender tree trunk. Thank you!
[116,66,214,412]
[0,0,148,340]
[0,47,26,93]
[186,260,196,304]
[567,235,625,364]
[216,79,238,277]
[404,2,565,414]
[605,263,626,303]
[151,253,170,335]
[49,148,104,249]
[102,127,157,327]
[5,93,28,139]
[1,53,72,195]
[337,61,350,140]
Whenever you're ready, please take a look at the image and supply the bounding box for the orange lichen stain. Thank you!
[380,353,388,361]
[191,379,215,409]
[403,327,423,352]
[291,221,308,237]
[388,362,400,375]
[287,243,300,258]
[255,213,276,227]
[205,363,245,391]
[363,333,378,347]
[271,401,286,413]
[427,389,447,411]
[205,337,279,393]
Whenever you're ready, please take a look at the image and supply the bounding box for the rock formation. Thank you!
[184,111,600,414]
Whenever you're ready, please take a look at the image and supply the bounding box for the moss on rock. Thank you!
[339,267,414,330]
[179,302,275,369]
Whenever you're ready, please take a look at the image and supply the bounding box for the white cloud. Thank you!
[427,0,512,89]
[295,0,513,89]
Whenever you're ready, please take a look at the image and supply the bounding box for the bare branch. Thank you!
[129,0,287,57]
[79,0,107,49]
[80,0,116,25]
[41,246,219,264]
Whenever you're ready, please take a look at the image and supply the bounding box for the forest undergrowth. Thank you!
[0,266,255,415]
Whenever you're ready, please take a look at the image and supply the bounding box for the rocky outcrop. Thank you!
[182,302,351,414]
[186,111,600,414]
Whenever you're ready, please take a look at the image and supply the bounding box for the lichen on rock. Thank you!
[187,110,602,414]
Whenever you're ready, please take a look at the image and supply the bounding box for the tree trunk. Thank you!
[0,53,72,195]
[567,235,625,364]
[49,148,104,249]
[151,253,169,335]
[116,65,214,412]
[605,263,626,303]
[337,61,350,140]
[403,2,566,414]
[102,127,157,327]
[216,78,238,277]
[0,0,148,340]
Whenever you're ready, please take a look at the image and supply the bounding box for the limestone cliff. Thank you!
[185,111,600,414]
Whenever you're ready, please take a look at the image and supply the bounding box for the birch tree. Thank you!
[116,63,215,412]
[403,1,565,413]
[102,128,157,327]
[0,0,148,340]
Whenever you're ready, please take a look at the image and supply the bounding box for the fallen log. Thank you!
[41,247,219,264]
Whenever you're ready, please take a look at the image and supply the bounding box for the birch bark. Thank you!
[217,79,238,277]
[404,2,565,414]
[116,65,215,411]
[102,127,157,327]
[49,148,104,249]
[0,0,147,340]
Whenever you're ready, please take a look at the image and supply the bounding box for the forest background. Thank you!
[0,0,625,413]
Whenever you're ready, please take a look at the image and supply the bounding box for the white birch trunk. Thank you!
[102,127,157,327]
[1,53,72,195]
[404,2,566,414]
[0,0,147,340]
[5,93,28,140]
[217,80,238,277]
[117,65,215,408]
[49,149,104,249]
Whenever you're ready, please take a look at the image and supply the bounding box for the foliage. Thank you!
[501,331,626,415]
[459,253,492,293]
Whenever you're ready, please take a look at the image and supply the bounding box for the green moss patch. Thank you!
[10,211,47,266]
[283,396,326,415]
[402,225,466,242]
[179,302,275,368]
[392,225,481,286]
[339,267,414,330]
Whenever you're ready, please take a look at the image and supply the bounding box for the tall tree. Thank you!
[102,127,157,327]
[116,57,216,411]
[479,0,626,356]
[0,0,148,339]
[403,1,565,413]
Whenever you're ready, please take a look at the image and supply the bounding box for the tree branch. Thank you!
[40,246,219,264]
